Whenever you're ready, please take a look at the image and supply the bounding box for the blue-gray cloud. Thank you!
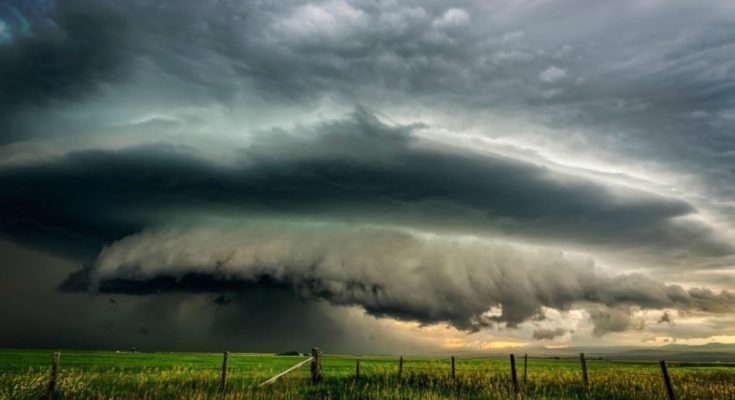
[3,0,735,346]
[1,110,725,263]
[57,221,735,333]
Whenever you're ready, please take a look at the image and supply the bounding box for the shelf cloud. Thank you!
[60,221,735,335]
[2,0,735,350]
[1,111,728,264]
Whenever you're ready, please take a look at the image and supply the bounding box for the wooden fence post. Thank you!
[398,356,404,380]
[220,351,229,392]
[660,360,675,400]
[47,351,60,400]
[580,352,588,389]
[523,353,528,384]
[311,348,322,383]
[510,354,518,395]
[451,356,456,381]
[355,356,360,379]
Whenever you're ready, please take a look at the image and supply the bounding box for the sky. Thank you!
[2,0,735,354]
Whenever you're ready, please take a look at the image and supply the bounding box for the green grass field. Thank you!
[1,349,734,399]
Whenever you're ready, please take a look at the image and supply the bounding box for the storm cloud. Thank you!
[3,0,735,350]
[0,0,130,142]
[0,110,727,264]
[58,221,735,334]
[532,328,568,341]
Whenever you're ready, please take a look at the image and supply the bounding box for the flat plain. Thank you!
[1,349,733,399]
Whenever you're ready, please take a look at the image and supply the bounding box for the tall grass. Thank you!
[1,350,733,399]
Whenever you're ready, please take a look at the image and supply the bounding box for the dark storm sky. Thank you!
[2,0,735,351]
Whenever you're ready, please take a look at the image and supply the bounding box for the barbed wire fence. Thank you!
[42,349,735,400]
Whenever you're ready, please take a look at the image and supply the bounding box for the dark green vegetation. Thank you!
[1,349,734,399]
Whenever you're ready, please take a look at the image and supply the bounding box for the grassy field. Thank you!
[1,349,734,399]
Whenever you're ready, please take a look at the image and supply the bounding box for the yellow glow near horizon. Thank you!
[441,338,528,349]
[479,341,529,349]
[368,312,530,350]
[347,306,735,352]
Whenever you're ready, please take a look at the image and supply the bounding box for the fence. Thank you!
[42,349,734,400]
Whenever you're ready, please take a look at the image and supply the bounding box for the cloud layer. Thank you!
[1,110,727,264]
[61,221,735,335]
[3,0,735,349]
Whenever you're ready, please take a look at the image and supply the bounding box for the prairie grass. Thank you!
[1,350,733,399]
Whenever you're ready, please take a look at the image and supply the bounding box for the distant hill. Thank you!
[606,350,735,362]
[450,342,735,362]
[554,342,735,362]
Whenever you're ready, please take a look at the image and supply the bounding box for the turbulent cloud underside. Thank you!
[2,0,735,348]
